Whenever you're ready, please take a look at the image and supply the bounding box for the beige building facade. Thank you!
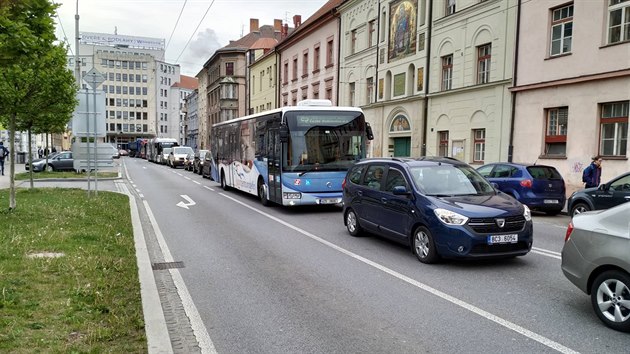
[248,47,279,113]
[512,0,630,192]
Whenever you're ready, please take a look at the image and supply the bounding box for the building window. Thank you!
[221,83,237,99]
[473,129,486,162]
[600,101,629,156]
[366,77,374,104]
[314,44,320,72]
[438,131,449,157]
[608,0,630,44]
[302,51,309,77]
[225,62,234,76]
[326,38,334,67]
[441,55,453,90]
[349,82,356,106]
[477,43,491,84]
[351,29,357,55]
[445,0,456,15]
[550,4,573,56]
[545,107,568,156]
[292,57,298,81]
[283,61,289,84]
[368,20,376,47]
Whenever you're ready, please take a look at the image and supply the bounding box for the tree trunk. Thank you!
[9,112,17,210]
[28,129,34,188]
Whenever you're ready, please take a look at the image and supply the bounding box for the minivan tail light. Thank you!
[341,178,346,190]
[564,222,573,242]
[520,179,533,188]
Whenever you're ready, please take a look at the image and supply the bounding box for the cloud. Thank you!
[187,28,222,62]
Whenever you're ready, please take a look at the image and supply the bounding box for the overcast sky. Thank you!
[54,0,328,76]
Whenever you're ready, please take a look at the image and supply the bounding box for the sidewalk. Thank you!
[0,161,27,189]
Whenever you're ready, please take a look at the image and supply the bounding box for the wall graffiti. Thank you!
[571,161,584,174]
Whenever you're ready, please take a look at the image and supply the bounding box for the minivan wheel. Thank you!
[221,171,229,191]
[345,209,362,237]
[590,270,630,332]
[571,202,590,217]
[412,226,439,264]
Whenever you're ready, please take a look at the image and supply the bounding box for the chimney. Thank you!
[293,15,302,28]
[274,19,282,32]
[282,23,288,39]
[250,18,259,33]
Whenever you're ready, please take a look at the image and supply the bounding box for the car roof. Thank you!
[356,156,468,167]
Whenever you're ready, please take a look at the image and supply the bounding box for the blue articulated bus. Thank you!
[211,99,373,206]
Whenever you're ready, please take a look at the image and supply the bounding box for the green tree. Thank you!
[0,0,77,210]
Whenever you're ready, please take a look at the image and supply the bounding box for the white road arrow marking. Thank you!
[176,195,196,209]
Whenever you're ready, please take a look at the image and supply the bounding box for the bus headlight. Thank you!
[283,192,302,199]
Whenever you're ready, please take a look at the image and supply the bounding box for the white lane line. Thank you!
[193,181,201,185]
[220,193,578,354]
[203,186,214,192]
[144,201,217,354]
[184,177,191,181]
[532,247,562,260]
[139,194,144,198]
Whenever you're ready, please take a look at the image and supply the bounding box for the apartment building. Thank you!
[155,60,180,139]
[427,0,516,164]
[71,32,166,148]
[276,0,344,107]
[248,42,279,114]
[170,75,199,145]
[196,19,285,149]
[183,89,199,148]
[511,0,630,192]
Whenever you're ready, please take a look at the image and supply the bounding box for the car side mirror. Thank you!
[598,184,607,191]
[392,186,410,195]
[490,182,500,189]
[366,123,374,141]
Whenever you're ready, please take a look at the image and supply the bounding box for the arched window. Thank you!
[390,115,411,132]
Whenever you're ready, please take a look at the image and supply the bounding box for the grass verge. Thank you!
[0,188,146,352]
[15,171,119,181]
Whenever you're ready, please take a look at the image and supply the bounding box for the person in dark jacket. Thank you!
[0,141,9,176]
[582,155,602,188]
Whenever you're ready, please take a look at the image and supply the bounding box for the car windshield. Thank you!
[199,150,209,159]
[173,147,194,155]
[410,164,495,196]
[526,166,562,179]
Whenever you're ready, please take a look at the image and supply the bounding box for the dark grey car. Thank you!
[26,152,74,172]
[561,202,630,332]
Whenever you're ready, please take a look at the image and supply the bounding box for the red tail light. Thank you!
[520,179,533,188]
[342,178,346,190]
[564,222,573,242]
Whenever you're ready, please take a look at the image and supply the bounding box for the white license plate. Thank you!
[487,234,518,244]
[319,198,340,205]
[544,199,559,204]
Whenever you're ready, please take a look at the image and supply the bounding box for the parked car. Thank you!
[26,152,74,172]
[342,157,533,263]
[119,149,129,157]
[193,150,210,175]
[168,146,194,168]
[567,171,630,217]
[159,148,172,165]
[183,153,195,171]
[110,145,120,159]
[561,202,630,332]
[476,162,566,215]
[201,151,213,179]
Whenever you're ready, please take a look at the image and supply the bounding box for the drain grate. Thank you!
[152,261,185,270]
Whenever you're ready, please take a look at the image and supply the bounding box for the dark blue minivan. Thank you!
[342,157,533,264]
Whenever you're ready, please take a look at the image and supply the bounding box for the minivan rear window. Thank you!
[527,166,562,180]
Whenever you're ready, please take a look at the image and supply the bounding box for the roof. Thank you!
[172,75,198,90]
[250,37,278,50]
[223,25,283,50]
[277,0,344,47]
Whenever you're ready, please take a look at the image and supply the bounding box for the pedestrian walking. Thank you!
[38,147,43,158]
[582,155,602,188]
[0,141,9,176]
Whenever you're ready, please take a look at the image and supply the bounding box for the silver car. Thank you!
[561,202,630,332]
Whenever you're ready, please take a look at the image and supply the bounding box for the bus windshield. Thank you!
[284,111,366,172]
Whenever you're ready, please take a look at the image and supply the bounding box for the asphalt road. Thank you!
[123,157,629,354]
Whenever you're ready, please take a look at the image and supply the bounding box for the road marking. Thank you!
[203,186,214,192]
[193,181,201,185]
[532,247,562,260]
[144,201,217,354]
[220,193,578,354]
[184,177,191,181]
[176,195,196,209]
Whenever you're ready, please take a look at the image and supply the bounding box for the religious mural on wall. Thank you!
[390,115,411,132]
[388,0,417,62]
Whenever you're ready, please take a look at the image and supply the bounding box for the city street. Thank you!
[121,157,628,353]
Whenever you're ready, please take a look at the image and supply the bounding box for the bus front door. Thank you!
[267,127,282,204]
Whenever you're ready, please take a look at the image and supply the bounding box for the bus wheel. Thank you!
[221,171,229,191]
[258,179,269,206]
